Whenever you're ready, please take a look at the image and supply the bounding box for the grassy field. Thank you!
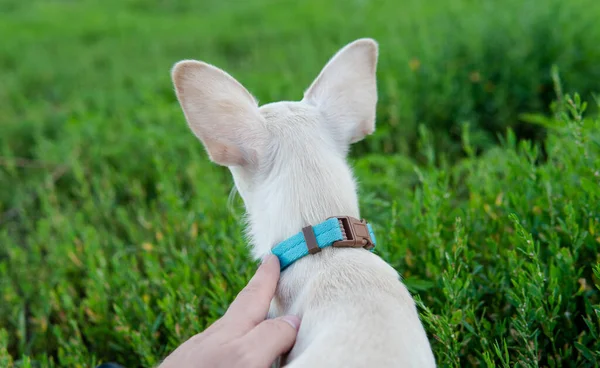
[1,0,600,367]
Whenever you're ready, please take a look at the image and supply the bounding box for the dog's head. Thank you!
[172,39,378,226]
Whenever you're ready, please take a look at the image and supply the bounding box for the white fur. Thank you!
[172,38,436,367]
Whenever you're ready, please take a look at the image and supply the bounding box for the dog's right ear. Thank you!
[171,61,266,167]
[303,39,378,149]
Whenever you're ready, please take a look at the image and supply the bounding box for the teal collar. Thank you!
[271,216,377,271]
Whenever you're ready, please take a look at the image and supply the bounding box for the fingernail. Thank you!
[281,315,301,330]
[261,254,274,265]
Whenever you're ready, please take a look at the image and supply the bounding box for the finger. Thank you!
[224,254,281,328]
[238,315,301,367]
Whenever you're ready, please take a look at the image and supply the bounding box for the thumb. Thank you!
[239,315,301,367]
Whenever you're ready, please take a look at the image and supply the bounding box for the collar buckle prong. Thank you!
[331,216,375,250]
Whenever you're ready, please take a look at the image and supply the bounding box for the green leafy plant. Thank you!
[1,0,599,366]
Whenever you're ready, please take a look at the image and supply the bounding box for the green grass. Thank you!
[1,0,599,366]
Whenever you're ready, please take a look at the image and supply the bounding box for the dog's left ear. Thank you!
[171,60,266,167]
[303,38,378,147]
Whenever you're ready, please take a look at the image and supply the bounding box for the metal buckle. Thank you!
[331,216,374,250]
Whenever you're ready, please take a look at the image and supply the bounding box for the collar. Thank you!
[271,216,377,271]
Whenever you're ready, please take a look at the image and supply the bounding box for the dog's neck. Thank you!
[244,152,360,259]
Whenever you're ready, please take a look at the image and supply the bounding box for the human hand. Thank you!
[159,255,300,368]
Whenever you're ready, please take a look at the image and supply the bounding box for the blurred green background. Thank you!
[1,0,599,367]
[2,0,599,166]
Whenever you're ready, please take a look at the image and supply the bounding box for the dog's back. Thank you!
[276,248,435,367]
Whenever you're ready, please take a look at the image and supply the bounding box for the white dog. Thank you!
[171,38,436,367]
